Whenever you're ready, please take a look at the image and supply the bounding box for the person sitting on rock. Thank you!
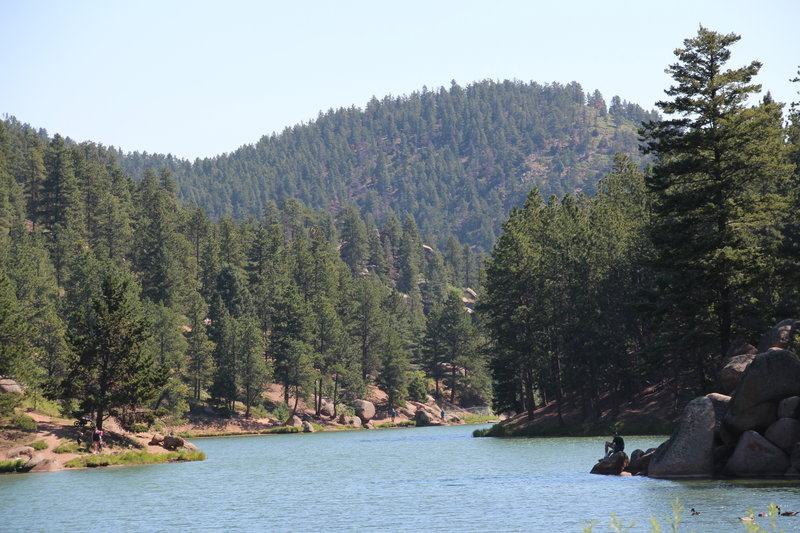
[604,431,624,457]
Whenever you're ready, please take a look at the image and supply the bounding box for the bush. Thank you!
[9,412,37,432]
[0,459,25,473]
[54,441,81,454]
[28,440,48,450]
[407,371,429,403]
[0,393,22,417]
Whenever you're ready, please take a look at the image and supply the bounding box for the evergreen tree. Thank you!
[67,269,166,430]
[641,27,792,376]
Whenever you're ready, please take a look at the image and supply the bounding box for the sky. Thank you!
[2,0,798,160]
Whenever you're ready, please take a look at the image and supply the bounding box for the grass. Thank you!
[583,500,785,533]
[53,441,82,454]
[0,459,25,473]
[375,420,416,428]
[7,412,37,432]
[65,449,206,468]
[27,440,48,450]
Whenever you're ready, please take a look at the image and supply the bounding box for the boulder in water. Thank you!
[725,430,790,477]
[591,451,629,475]
[648,394,726,478]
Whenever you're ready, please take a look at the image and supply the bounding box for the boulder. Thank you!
[22,453,46,471]
[791,443,800,470]
[348,416,362,427]
[4,446,34,459]
[722,401,777,438]
[726,341,758,358]
[726,350,800,427]
[337,413,348,425]
[162,435,185,450]
[725,430,790,476]
[648,395,724,478]
[627,448,656,475]
[764,418,800,454]
[591,451,629,475]
[415,409,434,426]
[778,396,800,419]
[301,421,314,433]
[149,434,164,446]
[353,400,376,424]
[319,400,334,418]
[182,441,198,451]
[719,353,757,394]
[0,378,24,395]
[28,457,59,472]
[285,415,303,427]
[757,319,799,353]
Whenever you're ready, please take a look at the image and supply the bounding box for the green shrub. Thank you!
[270,402,290,423]
[407,371,429,403]
[9,412,37,432]
[28,440,48,450]
[54,441,81,454]
[0,459,25,473]
[0,393,22,417]
[65,449,205,468]
[22,395,61,417]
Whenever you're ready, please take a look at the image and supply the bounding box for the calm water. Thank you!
[2,425,800,532]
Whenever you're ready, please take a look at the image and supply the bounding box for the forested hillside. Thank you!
[117,80,657,251]
[481,29,800,428]
[0,116,489,429]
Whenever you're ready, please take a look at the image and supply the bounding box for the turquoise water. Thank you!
[2,425,800,532]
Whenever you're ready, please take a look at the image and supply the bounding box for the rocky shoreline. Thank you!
[591,319,800,479]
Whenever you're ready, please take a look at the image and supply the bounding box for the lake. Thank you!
[2,424,800,532]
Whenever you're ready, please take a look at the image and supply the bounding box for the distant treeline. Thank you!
[114,79,657,252]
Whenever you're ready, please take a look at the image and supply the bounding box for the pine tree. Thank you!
[67,268,167,430]
[641,27,793,372]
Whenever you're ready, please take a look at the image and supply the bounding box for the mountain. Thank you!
[118,79,657,251]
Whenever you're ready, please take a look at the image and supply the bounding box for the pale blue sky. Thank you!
[2,1,797,160]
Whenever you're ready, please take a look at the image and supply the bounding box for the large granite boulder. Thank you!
[162,435,185,450]
[733,350,800,406]
[591,451,629,475]
[725,430,790,476]
[285,415,303,427]
[757,319,799,353]
[4,446,34,459]
[353,400,376,424]
[764,418,800,454]
[719,353,757,394]
[778,396,800,419]
[149,434,164,446]
[319,400,334,418]
[648,394,728,478]
[0,378,24,395]
[301,421,315,433]
[415,409,434,426]
[626,448,656,475]
[722,401,777,438]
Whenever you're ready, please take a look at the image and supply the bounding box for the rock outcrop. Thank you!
[353,400,376,424]
[0,378,24,395]
[648,394,728,478]
[648,322,800,478]
[591,451,629,475]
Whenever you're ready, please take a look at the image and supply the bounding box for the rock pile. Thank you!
[645,319,800,478]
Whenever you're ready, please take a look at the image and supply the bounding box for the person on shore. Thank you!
[92,427,104,453]
[390,407,397,423]
[604,431,624,457]
[440,408,446,421]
